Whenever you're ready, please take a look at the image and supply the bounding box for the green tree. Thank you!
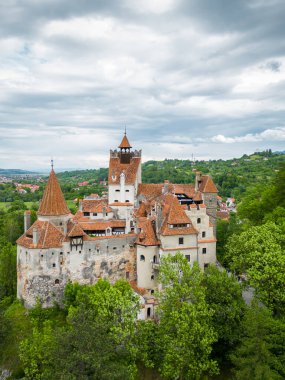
[225,222,285,314]
[156,253,218,379]
[0,239,17,300]
[231,302,285,380]
[20,280,140,380]
[203,265,246,357]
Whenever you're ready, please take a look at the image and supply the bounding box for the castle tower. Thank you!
[118,132,132,164]
[37,168,70,229]
[108,132,142,211]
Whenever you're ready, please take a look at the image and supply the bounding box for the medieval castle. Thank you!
[16,133,218,319]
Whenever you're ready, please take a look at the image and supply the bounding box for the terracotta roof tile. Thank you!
[199,175,218,193]
[17,220,65,249]
[108,157,141,185]
[78,220,126,231]
[81,199,112,213]
[38,169,70,216]
[68,223,86,237]
[136,219,159,246]
[118,133,132,149]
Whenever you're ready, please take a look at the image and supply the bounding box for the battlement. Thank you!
[110,149,141,158]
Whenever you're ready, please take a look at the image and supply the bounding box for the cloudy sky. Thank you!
[1,0,285,170]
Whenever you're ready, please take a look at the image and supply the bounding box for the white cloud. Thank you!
[212,127,285,143]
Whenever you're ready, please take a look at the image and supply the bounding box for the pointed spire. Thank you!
[38,169,70,216]
[118,130,132,149]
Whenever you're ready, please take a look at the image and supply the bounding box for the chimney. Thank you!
[24,210,31,232]
[33,227,39,245]
[195,171,202,191]
[162,180,169,194]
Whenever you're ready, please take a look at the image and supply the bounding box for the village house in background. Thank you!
[16,134,218,319]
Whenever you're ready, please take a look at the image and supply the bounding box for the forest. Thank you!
[0,153,284,379]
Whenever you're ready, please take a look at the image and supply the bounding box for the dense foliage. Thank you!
[0,152,284,378]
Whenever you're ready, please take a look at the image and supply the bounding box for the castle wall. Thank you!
[17,235,137,308]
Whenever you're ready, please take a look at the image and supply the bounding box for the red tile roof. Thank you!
[81,199,112,213]
[17,220,65,249]
[118,133,132,149]
[136,219,159,246]
[108,157,141,185]
[79,220,126,231]
[38,169,70,216]
[198,175,218,193]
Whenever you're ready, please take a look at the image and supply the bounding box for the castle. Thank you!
[17,133,218,318]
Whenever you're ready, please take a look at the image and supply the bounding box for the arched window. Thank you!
[197,218,201,224]
[55,279,60,284]
[151,275,154,280]
[140,255,145,262]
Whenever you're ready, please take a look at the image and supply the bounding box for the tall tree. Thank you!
[203,265,246,358]
[0,239,17,300]
[230,302,285,380]
[156,253,218,379]
[225,222,285,314]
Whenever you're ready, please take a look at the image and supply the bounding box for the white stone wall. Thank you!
[137,245,158,289]
[108,184,135,205]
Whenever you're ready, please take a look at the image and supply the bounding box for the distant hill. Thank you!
[55,151,285,200]
[0,169,37,176]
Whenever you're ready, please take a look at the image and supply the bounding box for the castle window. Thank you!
[60,252,63,255]
[153,255,156,263]
[59,222,63,226]
[114,200,118,202]
[202,231,206,238]
[151,275,154,280]
[55,279,60,284]
[202,248,207,254]
[79,251,81,254]
[84,212,90,216]
[67,251,70,254]
[93,213,97,216]
[140,255,145,262]
[52,252,54,255]
[126,200,130,202]
[41,254,43,258]
[126,189,129,192]
[52,263,56,267]
[179,237,184,245]
[204,263,209,269]
[185,255,190,262]
[147,307,151,317]
[150,290,155,295]
[197,218,201,224]
[126,271,130,279]
[115,189,120,192]
[113,247,117,250]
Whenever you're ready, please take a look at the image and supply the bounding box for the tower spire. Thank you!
[38,167,70,217]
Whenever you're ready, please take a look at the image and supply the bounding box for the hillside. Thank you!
[57,151,285,200]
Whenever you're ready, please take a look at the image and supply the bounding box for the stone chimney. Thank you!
[195,171,202,191]
[162,180,169,194]
[33,227,39,245]
[24,210,31,232]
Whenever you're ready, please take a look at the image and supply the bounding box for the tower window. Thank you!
[185,255,190,262]
[202,231,206,238]
[179,237,184,245]
[140,255,145,261]
[151,275,154,280]
[126,271,130,279]
[126,189,129,192]
[55,279,60,284]
[52,263,56,267]
[197,218,201,224]
[202,248,207,254]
